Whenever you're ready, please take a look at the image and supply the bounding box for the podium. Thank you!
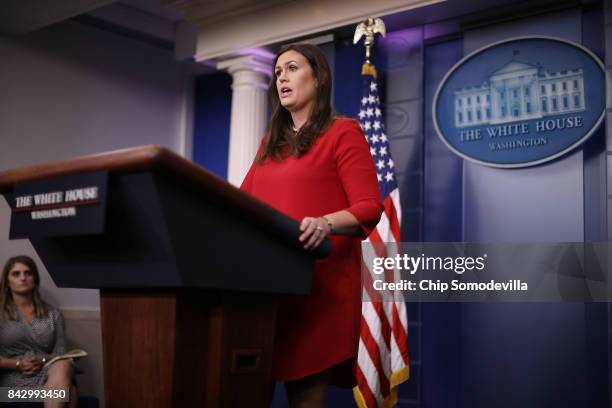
[0,145,326,407]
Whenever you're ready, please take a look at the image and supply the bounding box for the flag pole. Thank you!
[353,17,386,78]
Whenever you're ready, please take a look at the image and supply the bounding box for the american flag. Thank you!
[353,63,410,408]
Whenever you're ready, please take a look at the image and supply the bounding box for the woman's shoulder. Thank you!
[321,116,362,141]
[323,116,366,147]
[330,116,361,132]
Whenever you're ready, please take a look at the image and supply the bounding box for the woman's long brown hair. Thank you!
[0,255,50,321]
[257,43,335,163]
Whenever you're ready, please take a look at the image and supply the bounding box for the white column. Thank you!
[217,54,273,186]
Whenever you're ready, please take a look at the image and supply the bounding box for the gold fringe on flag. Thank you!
[390,365,410,389]
[352,366,410,408]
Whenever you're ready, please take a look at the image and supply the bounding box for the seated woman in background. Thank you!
[0,255,76,408]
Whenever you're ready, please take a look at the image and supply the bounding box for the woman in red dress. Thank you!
[240,43,383,407]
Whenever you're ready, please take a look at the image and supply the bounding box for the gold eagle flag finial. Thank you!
[353,17,386,77]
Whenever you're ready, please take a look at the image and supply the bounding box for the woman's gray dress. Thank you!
[0,307,66,387]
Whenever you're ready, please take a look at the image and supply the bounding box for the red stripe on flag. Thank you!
[382,195,401,243]
[367,229,393,347]
[360,315,391,398]
[360,241,386,303]
[392,304,410,365]
[355,362,379,408]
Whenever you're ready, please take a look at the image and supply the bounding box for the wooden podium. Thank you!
[0,146,327,407]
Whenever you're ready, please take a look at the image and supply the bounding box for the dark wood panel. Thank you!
[101,290,277,408]
[101,290,177,407]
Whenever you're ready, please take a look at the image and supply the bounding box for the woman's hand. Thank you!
[299,217,331,250]
[18,356,43,376]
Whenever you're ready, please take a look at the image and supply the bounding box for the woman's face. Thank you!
[7,262,35,295]
[275,50,318,116]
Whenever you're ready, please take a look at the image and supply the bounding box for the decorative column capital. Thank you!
[217,52,275,78]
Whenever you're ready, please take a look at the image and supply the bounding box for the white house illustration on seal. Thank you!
[454,57,585,128]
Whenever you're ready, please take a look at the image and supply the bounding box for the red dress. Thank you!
[240,117,383,383]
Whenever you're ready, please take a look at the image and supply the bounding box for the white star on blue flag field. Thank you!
[357,76,397,199]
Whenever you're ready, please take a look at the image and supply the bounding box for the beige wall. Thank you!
[62,308,104,405]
